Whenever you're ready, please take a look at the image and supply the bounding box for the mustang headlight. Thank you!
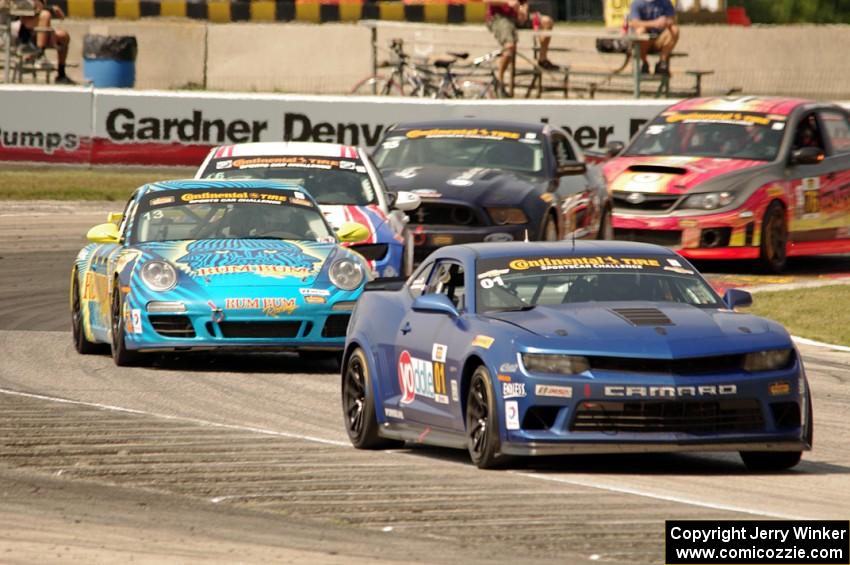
[140,260,177,292]
[743,349,792,372]
[681,191,735,211]
[522,353,589,375]
[487,207,529,225]
[329,258,364,291]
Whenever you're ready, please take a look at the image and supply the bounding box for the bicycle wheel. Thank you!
[349,75,404,96]
[460,79,498,99]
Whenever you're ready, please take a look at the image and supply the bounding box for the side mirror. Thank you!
[606,141,625,158]
[107,212,124,224]
[790,147,824,166]
[337,221,370,243]
[393,191,421,212]
[86,222,121,244]
[557,161,587,176]
[723,288,752,310]
[412,293,460,318]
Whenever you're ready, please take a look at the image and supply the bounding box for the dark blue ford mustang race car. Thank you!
[341,241,812,470]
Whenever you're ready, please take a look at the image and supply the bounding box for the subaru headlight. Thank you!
[487,207,529,225]
[140,260,177,292]
[743,349,792,372]
[522,353,589,375]
[681,191,735,210]
[329,258,364,291]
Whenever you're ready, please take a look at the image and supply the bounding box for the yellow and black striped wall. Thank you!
[47,0,489,23]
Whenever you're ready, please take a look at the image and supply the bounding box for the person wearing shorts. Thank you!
[486,0,557,89]
[628,0,679,76]
[11,0,74,84]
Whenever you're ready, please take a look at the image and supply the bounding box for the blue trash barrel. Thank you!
[83,35,138,88]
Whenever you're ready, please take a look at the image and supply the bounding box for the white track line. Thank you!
[0,387,805,519]
[793,335,850,353]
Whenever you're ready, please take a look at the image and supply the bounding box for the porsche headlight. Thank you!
[140,260,177,292]
[522,353,589,375]
[329,258,364,291]
[743,349,792,372]
[487,207,529,225]
[681,191,735,210]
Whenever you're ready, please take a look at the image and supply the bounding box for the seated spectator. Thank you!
[627,0,679,76]
[485,0,557,89]
[11,0,74,84]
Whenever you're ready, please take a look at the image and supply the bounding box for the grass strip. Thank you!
[0,168,196,201]
[749,284,850,347]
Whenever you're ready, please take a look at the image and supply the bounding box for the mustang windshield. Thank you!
[476,255,723,313]
[200,156,378,206]
[625,110,786,161]
[132,188,334,243]
[374,128,545,175]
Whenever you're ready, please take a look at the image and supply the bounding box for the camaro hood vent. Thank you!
[611,307,673,326]
[627,165,688,175]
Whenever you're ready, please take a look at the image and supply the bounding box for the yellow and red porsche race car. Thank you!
[604,96,850,272]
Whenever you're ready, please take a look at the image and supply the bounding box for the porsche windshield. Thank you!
[476,255,723,313]
[132,189,334,243]
[200,156,378,206]
[373,129,546,175]
[625,110,786,161]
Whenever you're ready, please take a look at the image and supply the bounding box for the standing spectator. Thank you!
[485,0,558,89]
[11,0,75,84]
[628,0,679,76]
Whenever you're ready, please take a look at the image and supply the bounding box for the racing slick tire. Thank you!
[342,348,403,450]
[466,365,509,469]
[70,270,104,354]
[110,283,145,367]
[739,397,811,471]
[539,214,559,242]
[597,206,614,240]
[758,201,788,273]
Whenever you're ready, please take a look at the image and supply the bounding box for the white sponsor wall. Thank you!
[19,85,831,166]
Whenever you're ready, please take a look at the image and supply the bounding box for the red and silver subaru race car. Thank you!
[603,97,850,272]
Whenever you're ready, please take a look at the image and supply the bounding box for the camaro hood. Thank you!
[603,156,769,196]
[136,239,341,288]
[488,302,790,357]
[381,165,545,206]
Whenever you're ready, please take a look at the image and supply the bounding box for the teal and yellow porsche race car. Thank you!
[71,179,371,366]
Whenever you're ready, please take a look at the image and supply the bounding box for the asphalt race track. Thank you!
[1,202,849,563]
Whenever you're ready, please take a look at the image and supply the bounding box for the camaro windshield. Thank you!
[624,110,786,161]
[476,255,723,313]
[131,189,334,243]
[201,156,378,206]
[374,129,546,175]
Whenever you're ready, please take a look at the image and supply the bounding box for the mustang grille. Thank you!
[410,203,483,227]
[571,399,765,434]
[614,228,681,247]
[217,321,301,339]
[351,243,389,261]
[150,315,195,338]
[611,307,673,326]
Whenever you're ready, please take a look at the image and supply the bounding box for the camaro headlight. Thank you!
[522,353,589,375]
[487,207,529,225]
[743,349,792,372]
[140,260,177,292]
[681,191,735,211]
[329,258,364,291]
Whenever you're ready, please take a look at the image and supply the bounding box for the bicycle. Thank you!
[349,38,432,97]
[428,49,508,99]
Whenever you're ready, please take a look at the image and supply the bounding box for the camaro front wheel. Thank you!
[466,366,507,469]
[342,348,402,450]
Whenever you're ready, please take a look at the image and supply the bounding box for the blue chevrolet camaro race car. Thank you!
[71,179,371,366]
[341,241,812,470]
